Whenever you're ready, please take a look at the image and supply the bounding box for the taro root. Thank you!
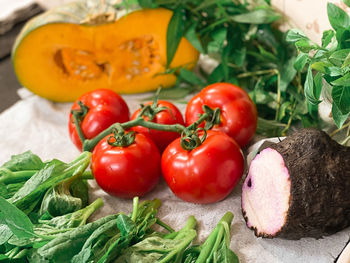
[241,128,350,239]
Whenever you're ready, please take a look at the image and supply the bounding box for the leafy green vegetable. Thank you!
[183,212,238,263]
[286,1,350,139]
[9,152,91,215]
[0,196,36,239]
[1,151,45,172]
[115,216,197,263]
[116,0,350,141]
[166,6,185,67]
[30,214,119,262]
[39,176,89,217]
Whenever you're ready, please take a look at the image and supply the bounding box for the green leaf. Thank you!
[166,7,185,68]
[345,0,350,7]
[137,0,156,8]
[232,46,247,67]
[185,23,205,54]
[208,64,225,84]
[286,29,308,43]
[343,53,350,68]
[321,29,335,48]
[329,49,350,66]
[280,56,297,92]
[0,224,12,245]
[332,102,350,128]
[294,52,309,71]
[311,61,333,73]
[331,73,350,86]
[295,39,314,52]
[208,28,227,54]
[304,66,321,105]
[39,178,85,218]
[314,72,323,100]
[332,85,350,114]
[277,101,291,121]
[179,68,205,86]
[0,196,35,239]
[339,29,350,49]
[229,8,280,24]
[1,151,44,172]
[9,152,91,215]
[327,3,350,30]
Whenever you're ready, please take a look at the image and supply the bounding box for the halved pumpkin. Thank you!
[12,1,199,102]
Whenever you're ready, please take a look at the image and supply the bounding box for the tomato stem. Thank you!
[81,106,218,152]
[71,101,89,145]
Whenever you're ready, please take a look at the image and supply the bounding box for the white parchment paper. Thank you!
[0,90,348,263]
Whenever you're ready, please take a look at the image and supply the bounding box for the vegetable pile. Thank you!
[69,84,255,204]
[0,151,239,262]
[119,0,350,142]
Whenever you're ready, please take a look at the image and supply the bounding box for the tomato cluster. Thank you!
[68,83,257,204]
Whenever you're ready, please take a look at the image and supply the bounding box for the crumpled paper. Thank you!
[0,89,347,263]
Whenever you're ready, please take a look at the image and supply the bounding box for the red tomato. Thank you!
[91,132,161,198]
[68,89,130,150]
[161,130,244,204]
[130,100,184,152]
[185,83,257,147]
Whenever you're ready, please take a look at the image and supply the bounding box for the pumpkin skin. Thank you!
[12,1,199,102]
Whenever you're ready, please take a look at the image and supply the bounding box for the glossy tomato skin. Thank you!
[131,100,184,152]
[68,89,130,150]
[161,130,244,204]
[91,132,161,198]
[185,83,257,147]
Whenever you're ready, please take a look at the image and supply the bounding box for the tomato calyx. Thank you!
[107,125,136,147]
[137,88,170,121]
[180,128,207,150]
[202,105,221,130]
[179,105,220,150]
[71,101,89,121]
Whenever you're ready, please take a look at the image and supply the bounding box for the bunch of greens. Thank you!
[1,195,239,262]
[0,151,240,262]
[286,2,350,143]
[118,0,349,141]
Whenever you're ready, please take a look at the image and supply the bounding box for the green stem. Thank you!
[72,111,86,145]
[275,71,281,121]
[156,218,175,233]
[83,115,209,152]
[80,198,104,225]
[330,121,350,137]
[236,69,278,79]
[158,216,197,263]
[81,170,94,180]
[195,212,233,263]
[131,196,139,222]
[0,170,38,184]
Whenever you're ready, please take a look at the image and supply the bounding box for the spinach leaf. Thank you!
[39,176,89,217]
[115,216,197,263]
[1,151,44,172]
[9,152,91,215]
[0,196,35,239]
[31,214,119,262]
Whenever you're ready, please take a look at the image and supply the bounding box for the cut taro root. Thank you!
[242,128,350,239]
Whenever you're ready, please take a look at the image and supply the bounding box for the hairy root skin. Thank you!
[242,128,350,240]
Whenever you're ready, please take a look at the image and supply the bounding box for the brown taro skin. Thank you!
[243,128,350,240]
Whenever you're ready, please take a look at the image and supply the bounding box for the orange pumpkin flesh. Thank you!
[13,8,199,102]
